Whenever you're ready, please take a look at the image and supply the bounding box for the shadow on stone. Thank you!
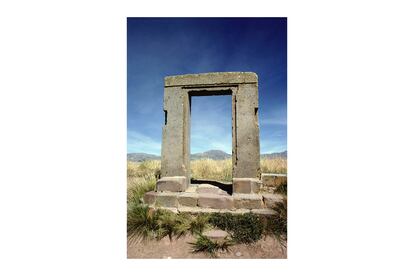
[191,178,233,195]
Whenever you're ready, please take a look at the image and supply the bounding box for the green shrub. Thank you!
[208,213,234,230]
[156,210,184,241]
[231,213,264,244]
[208,213,264,244]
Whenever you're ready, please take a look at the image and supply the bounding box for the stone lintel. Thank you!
[165,72,258,87]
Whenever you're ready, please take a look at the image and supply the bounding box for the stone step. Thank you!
[196,184,228,195]
[262,193,285,208]
[198,193,234,209]
[261,173,287,189]
[202,229,230,242]
[143,191,283,212]
[151,206,277,216]
[233,193,264,209]
[177,192,198,207]
[143,191,178,207]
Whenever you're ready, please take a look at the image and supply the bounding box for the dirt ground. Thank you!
[127,235,287,259]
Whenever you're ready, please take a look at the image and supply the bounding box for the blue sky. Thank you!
[127,18,287,155]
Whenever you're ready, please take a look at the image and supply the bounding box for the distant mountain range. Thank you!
[127,150,287,162]
[191,150,231,160]
[261,150,287,159]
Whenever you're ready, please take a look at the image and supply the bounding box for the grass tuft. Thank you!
[188,213,210,235]
[275,182,287,195]
[127,201,158,243]
[270,197,287,248]
[189,234,233,258]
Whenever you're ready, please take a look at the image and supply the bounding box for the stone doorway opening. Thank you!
[189,93,233,193]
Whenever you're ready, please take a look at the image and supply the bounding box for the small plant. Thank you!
[189,234,233,258]
[155,210,189,241]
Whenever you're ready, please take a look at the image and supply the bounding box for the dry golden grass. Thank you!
[191,159,233,182]
[127,158,287,198]
[260,158,287,174]
[127,161,160,202]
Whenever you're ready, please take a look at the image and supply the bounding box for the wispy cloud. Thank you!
[260,117,287,126]
[127,130,161,154]
[260,138,287,154]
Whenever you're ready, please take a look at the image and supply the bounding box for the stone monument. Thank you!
[144,72,281,214]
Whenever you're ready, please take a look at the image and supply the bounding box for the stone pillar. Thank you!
[232,82,262,194]
[158,86,190,192]
[233,83,260,178]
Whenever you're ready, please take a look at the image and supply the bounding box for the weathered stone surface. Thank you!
[233,178,262,193]
[177,206,218,214]
[161,85,191,186]
[226,208,250,214]
[185,185,198,193]
[165,72,258,87]
[153,192,179,207]
[262,194,285,208]
[233,193,264,209]
[232,83,260,179]
[143,191,157,205]
[177,192,198,207]
[198,194,234,209]
[251,208,277,216]
[177,206,248,215]
[196,184,228,195]
[202,229,230,242]
[156,176,187,192]
[261,173,287,188]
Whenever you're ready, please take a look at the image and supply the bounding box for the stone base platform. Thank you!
[144,184,284,216]
[149,206,278,216]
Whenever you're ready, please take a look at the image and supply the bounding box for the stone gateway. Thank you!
[144,72,277,213]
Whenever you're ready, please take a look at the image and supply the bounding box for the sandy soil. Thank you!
[127,235,287,259]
